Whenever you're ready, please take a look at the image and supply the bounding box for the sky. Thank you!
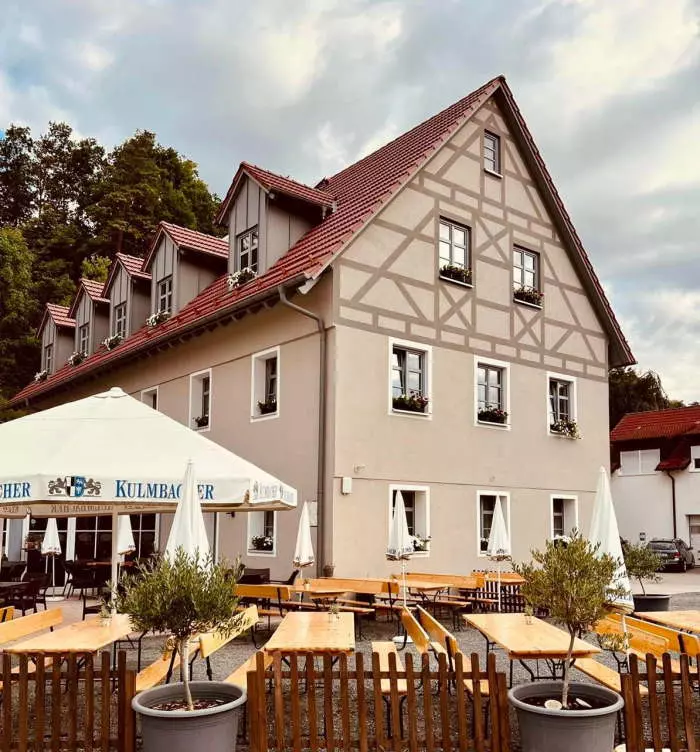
[1,0,698,401]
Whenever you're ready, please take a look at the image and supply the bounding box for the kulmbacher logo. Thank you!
[47,476,102,497]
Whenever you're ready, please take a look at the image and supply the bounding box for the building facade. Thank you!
[611,406,700,550]
[7,76,633,578]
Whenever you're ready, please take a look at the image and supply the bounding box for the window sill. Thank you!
[513,298,543,311]
[548,431,578,440]
[251,411,279,423]
[247,549,276,558]
[438,274,473,290]
[391,408,432,420]
[194,425,211,433]
[484,168,503,180]
[410,550,430,558]
[477,420,510,430]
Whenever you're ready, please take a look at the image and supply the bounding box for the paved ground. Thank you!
[631,566,700,594]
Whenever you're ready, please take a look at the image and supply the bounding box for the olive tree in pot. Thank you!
[510,533,627,752]
[623,543,668,612]
[117,549,247,752]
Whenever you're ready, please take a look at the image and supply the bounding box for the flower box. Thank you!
[249,535,273,552]
[440,264,472,285]
[227,267,257,290]
[478,407,508,424]
[194,415,209,429]
[34,369,48,382]
[68,351,86,367]
[257,398,277,415]
[513,286,544,307]
[392,393,430,413]
[146,310,170,327]
[412,536,431,552]
[550,418,581,439]
[102,334,123,350]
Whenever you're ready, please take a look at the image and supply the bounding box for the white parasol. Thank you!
[164,461,210,563]
[486,498,511,612]
[41,518,62,600]
[386,491,414,609]
[293,501,315,574]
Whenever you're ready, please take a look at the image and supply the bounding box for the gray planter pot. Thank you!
[508,681,623,752]
[633,593,671,612]
[133,681,246,752]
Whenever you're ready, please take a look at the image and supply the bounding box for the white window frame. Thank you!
[513,246,540,291]
[246,509,277,557]
[388,337,433,419]
[189,369,212,433]
[619,449,660,476]
[141,386,159,411]
[113,302,127,338]
[438,218,471,273]
[129,513,160,558]
[546,372,578,435]
[78,323,90,355]
[388,484,431,558]
[237,227,259,272]
[550,495,579,540]
[689,445,700,472]
[44,343,53,373]
[474,356,511,429]
[483,131,501,176]
[250,346,281,421]
[476,491,511,557]
[158,276,173,314]
[1,518,8,558]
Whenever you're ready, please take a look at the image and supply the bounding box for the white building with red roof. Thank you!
[6,76,634,576]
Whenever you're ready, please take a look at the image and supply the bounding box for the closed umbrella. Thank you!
[589,466,634,614]
[486,498,511,612]
[165,461,210,563]
[116,515,136,557]
[386,491,414,609]
[41,518,62,600]
[293,502,315,579]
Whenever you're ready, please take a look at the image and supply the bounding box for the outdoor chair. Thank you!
[270,569,299,586]
[239,567,271,585]
[66,563,97,598]
[82,588,110,620]
[9,580,41,615]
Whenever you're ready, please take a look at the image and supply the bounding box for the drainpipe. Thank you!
[277,285,327,576]
[664,470,678,539]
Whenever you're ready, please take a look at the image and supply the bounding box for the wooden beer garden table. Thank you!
[264,611,355,654]
[635,610,700,634]
[464,612,599,685]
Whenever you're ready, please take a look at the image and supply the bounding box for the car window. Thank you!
[649,542,674,550]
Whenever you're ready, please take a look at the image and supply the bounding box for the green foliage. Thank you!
[514,532,628,707]
[81,254,111,283]
[609,367,678,430]
[623,543,662,595]
[0,125,34,226]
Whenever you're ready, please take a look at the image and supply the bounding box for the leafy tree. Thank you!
[0,126,34,226]
[81,254,111,283]
[623,544,662,595]
[609,367,677,430]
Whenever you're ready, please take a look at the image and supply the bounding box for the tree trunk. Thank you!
[561,631,576,708]
[179,637,194,711]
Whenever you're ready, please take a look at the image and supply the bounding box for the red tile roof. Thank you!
[117,253,151,280]
[143,222,228,270]
[66,278,109,318]
[11,75,632,406]
[217,162,335,223]
[611,406,700,443]
[45,304,75,329]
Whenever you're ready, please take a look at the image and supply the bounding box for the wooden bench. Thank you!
[399,607,432,656]
[0,609,62,691]
[372,641,408,737]
[0,607,14,623]
[190,606,259,680]
[135,648,181,693]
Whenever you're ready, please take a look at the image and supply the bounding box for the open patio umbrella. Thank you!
[589,466,634,614]
[293,502,315,581]
[165,461,210,562]
[387,491,414,609]
[486,498,511,612]
[0,387,297,593]
[41,517,62,600]
[116,515,136,557]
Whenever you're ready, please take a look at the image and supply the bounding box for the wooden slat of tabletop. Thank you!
[403,581,451,592]
[265,611,355,653]
[5,614,133,654]
[635,610,700,634]
[464,613,599,659]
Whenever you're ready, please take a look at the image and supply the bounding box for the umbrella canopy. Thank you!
[165,461,210,562]
[116,515,136,556]
[589,466,634,612]
[41,518,61,556]
[386,492,413,561]
[293,502,315,569]
[0,387,296,517]
[487,499,510,560]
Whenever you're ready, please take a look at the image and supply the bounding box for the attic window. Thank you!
[237,228,259,273]
[483,131,501,174]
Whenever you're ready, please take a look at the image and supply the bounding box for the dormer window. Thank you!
[44,344,53,374]
[78,324,89,355]
[158,276,173,314]
[237,227,259,272]
[113,303,126,339]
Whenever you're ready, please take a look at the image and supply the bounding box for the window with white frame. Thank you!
[251,348,279,418]
[237,227,259,272]
[476,358,509,425]
[438,219,471,282]
[44,344,53,373]
[483,131,501,174]
[248,510,276,555]
[551,496,578,539]
[78,323,89,354]
[158,276,173,314]
[190,370,211,431]
[390,486,430,554]
[513,247,540,291]
[477,492,510,554]
[691,445,700,471]
[548,374,577,433]
[391,341,430,415]
[619,449,660,475]
[1,518,7,557]
[113,303,127,338]
[141,387,158,410]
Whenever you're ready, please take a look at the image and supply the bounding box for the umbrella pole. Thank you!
[498,561,502,613]
[110,510,119,614]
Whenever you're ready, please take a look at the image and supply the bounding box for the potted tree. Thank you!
[509,533,626,752]
[623,543,668,612]
[118,549,247,752]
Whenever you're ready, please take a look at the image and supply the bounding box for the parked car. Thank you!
[647,538,695,572]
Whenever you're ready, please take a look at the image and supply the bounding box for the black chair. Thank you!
[9,581,39,615]
[25,573,50,611]
[239,567,271,585]
[66,563,97,598]
[271,569,300,586]
[82,588,110,620]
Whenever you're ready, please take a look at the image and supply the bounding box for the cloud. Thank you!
[0,0,698,400]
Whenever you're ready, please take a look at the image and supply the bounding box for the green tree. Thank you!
[609,367,677,430]
[81,254,111,283]
[0,125,34,226]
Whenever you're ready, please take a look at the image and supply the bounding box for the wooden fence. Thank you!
[246,650,511,752]
[0,650,136,752]
[621,652,700,752]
